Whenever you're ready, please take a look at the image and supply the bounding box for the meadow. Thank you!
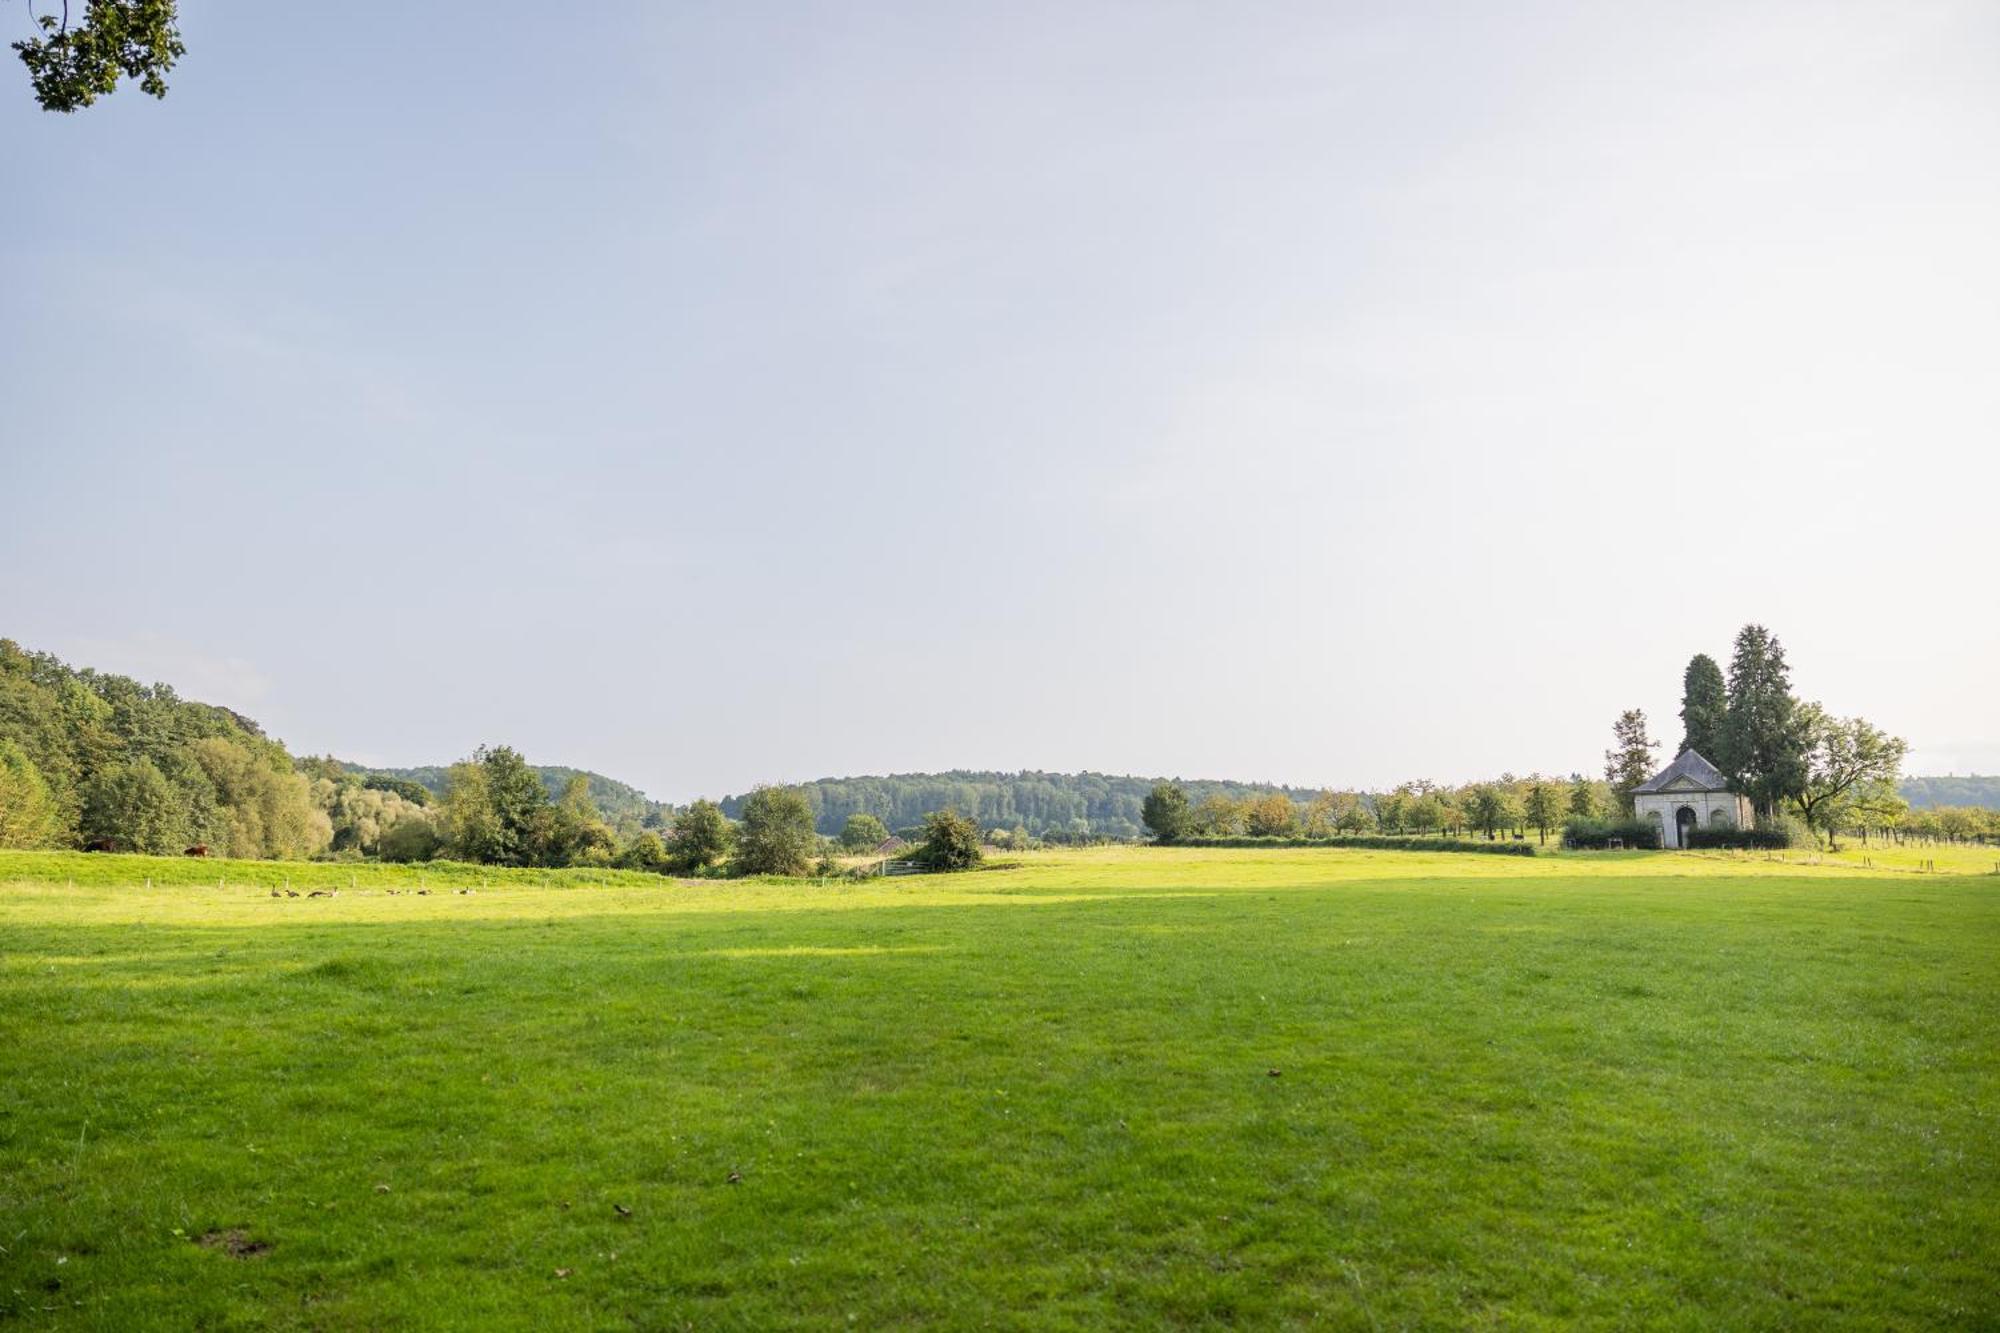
[2,845,1995,1329]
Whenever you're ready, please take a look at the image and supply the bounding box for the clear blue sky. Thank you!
[3,2,1996,801]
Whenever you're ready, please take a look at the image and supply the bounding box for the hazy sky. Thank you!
[4,2,1996,801]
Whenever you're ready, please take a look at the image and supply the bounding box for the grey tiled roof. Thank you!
[1634,748,1730,794]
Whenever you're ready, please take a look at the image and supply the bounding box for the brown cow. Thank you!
[86,837,118,853]
[184,844,210,858]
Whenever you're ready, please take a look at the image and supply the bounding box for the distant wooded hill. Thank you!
[718,771,1325,841]
[338,762,672,834]
[1898,775,2000,810]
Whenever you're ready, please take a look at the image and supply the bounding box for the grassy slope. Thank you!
[1,848,1995,1329]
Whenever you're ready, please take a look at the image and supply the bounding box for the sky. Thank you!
[3,1,1997,802]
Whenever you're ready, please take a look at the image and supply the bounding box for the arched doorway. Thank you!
[1675,805,1698,848]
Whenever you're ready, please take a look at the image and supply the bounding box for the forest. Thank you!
[717,772,1325,843]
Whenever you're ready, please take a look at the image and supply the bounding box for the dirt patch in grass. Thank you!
[196,1229,271,1259]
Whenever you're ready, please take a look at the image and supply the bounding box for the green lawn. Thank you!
[2,847,1995,1328]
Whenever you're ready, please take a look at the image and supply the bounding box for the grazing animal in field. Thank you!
[285,889,300,898]
[85,838,117,852]
[416,888,430,896]
[307,890,330,898]
[184,844,209,858]
[270,889,281,898]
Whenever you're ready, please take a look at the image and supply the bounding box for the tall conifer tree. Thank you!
[1604,710,1659,815]
[1678,654,1727,757]
[1718,624,1807,820]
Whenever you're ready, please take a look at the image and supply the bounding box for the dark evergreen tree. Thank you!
[1678,653,1727,757]
[1718,624,1807,820]
[1604,709,1659,815]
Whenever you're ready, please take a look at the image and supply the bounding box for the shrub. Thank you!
[377,816,443,863]
[838,813,890,852]
[615,831,672,873]
[1562,818,1660,850]
[1762,814,1811,849]
[914,809,983,872]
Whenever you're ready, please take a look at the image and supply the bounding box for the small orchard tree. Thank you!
[1406,794,1446,836]
[1335,800,1376,836]
[735,786,816,876]
[1189,794,1246,837]
[1245,793,1297,837]
[1567,774,1601,820]
[666,798,733,873]
[1374,790,1410,834]
[915,809,983,871]
[1141,782,1189,843]
[1467,785,1507,840]
[1791,705,1907,851]
[839,812,890,852]
[1525,782,1563,844]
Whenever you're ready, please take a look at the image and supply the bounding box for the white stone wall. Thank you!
[1635,790,1754,848]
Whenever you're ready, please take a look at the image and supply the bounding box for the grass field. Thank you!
[2,847,1996,1328]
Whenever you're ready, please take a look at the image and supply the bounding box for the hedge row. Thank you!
[1684,827,1794,851]
[1562,819,1661,850]
[1170,835,1537,857]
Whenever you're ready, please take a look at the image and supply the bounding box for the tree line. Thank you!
[719,771,1323,844]
[1141,773,1611,846]
[4,633,1987,866]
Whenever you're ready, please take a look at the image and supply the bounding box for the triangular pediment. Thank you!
[1635,748,1730,795]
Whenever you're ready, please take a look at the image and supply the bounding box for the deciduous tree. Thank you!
[14,0,183,112]
[1791,705,1908,851]
[80,757,185,853]
[735,786,816,877]
[0,740,59,848]
[1141,782,1188,843]
[1525,782,1563,844]
[666,799,732,873]
[1188,794,1246,838]
[1246,793,1297,838]
[839,812,890,852]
